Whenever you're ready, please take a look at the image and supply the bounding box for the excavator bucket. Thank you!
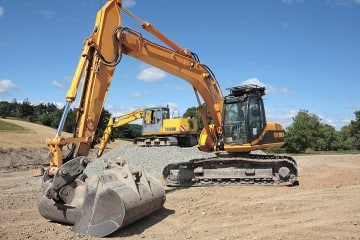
[38,157,165,237]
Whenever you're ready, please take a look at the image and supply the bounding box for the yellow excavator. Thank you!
[96,106,198,157]
[38,0,298,237]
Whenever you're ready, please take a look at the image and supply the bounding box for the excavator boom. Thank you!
[96,109,144,157]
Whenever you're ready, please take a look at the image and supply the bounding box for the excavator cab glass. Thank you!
[162,108,170,120]
[248,95,266,141]
[223,100,247,144]
[223,85,266,144]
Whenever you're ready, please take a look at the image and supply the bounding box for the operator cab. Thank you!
[143,107,170,133]
[222,85,266,144]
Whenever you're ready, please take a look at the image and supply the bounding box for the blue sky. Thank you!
[0,0,359,130]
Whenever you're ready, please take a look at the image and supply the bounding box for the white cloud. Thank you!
[327,0,360,6]
[266,108,299,128]
[282,0,304,4]
[339,115,353,125]
[281,22,289,29]
[64,76,72,82]
[52,80,64,89]
[106,104,119,111]
[131,91,144,99]
[123,0,136,8]
[163,103,182,117]
[0,79,17,96]
[175,85,186,90]
[136,66,166,82]
[0,6,4,17]
[39,10,55,18]
[163,83,187,91]
[143,103,157,109]
[280,87,291,95]
[241,78,265,87]
[164,102,178,108]
[106,105,138,115]
[240,78,294,95]
[240,78,276,93]
[53,102,65,109]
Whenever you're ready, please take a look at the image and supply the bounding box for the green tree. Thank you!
[350,111,360,150]
[127,124,142,138]
[45,103,58,114]
[183,107,198,118]
[183,105,212,134]
[63,109,76,133]
[50,109,63,128]
[315,124,339,151]
[40,113,53,126]
[346,111,360,150]
[92,108,112,147]
[0,101,12,118]
[337,111,360,150]
[34,103,47,116]
[285,110,322,153]
[338,125,354,150]
[20,98,34,119]
[10,98,21,118]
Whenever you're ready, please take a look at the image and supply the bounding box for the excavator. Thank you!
[97,106,198,157]
[38,0,298,237]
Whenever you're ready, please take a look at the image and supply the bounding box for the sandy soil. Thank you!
[1,152,359,240]
[1,119,360,240]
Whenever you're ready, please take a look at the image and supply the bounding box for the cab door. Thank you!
[247,95,266,142]
[223,100,247,144]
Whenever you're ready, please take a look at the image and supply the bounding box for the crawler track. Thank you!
[162,153,298,187]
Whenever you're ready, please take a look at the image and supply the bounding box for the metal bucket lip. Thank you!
[39,163,166,237]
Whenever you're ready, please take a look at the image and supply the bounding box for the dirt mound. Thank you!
[0,147,49,172]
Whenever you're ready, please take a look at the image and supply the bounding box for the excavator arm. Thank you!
[97,109,143,157]
[46,0,122,176]
[120,27,224,151]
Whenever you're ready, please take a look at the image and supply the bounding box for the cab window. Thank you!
[248,96,266,141]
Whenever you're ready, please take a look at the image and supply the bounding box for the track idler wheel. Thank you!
[38,158,166,237]
[278,166,291,180]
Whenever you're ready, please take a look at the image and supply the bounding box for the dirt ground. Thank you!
[0,150,359,240]
[1,119,360,239]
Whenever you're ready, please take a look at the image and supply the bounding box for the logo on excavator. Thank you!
[180,125,187,132]
[274,132,285,138]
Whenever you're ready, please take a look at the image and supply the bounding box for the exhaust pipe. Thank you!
[38,158,165,237]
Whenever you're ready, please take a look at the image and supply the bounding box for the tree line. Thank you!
[0,99,142,145]
[1,99,359,153]
[284,110,360,153]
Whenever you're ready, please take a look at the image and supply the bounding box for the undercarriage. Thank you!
[162,153,298,187]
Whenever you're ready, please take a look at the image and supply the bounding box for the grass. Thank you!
[0,119,26,132]
[0,118,59,148]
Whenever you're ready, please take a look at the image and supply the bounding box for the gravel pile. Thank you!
[85,145,216,178]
